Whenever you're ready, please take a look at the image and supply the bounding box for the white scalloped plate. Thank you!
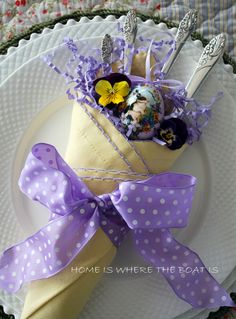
[0,16,236,319]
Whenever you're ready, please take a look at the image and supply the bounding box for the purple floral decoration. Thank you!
[93,72,132,115]
[43,36,222,149]
[156,118,188,150]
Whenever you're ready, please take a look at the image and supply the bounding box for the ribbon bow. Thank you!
[0,143,234,309]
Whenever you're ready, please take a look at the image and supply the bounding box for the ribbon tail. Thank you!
[134,229,235,308]
[0,208,99,293]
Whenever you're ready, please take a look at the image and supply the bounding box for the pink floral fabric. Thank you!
[0,0,157,42]
[0,0,98,41]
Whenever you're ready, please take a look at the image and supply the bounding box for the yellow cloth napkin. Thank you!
[20,55,186,319]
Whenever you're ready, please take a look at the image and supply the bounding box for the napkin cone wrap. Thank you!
[20,55,186,319]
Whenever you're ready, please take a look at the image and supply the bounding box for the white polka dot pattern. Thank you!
[0,144,234,309]
[0,143,128,294]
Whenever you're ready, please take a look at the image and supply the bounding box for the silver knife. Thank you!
[123,9,138,74]
[185,33,226,98]
[162,9,198,76]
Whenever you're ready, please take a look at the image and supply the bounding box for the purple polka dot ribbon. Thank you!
[0,143,234,309]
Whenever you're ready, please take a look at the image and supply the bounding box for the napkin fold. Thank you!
[20,228,115,319]
[20,54,186,319]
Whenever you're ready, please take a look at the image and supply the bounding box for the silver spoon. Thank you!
[185,33,226,98]
[162,9,198,76]
[101,34,113,72]
[123,9,138,74]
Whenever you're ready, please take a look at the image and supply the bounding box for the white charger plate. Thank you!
[1,17,236,319]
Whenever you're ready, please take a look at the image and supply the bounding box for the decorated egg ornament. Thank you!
[121,85,164,139]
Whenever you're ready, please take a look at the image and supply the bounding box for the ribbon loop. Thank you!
[128,74,186,95]
[19,143,94,218]
[110,173,196,230]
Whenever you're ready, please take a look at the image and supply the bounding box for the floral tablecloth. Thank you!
[0,1,236,319]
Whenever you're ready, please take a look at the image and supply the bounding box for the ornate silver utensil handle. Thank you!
[123,9,138,74]
[162,9,198,76]
[186,33,226,98]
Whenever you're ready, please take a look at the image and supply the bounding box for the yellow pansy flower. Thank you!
[95,80,130,107]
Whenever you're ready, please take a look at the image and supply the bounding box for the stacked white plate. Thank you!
[0,15,236,319]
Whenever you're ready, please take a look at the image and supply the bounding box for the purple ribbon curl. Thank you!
[0,143,234,309]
